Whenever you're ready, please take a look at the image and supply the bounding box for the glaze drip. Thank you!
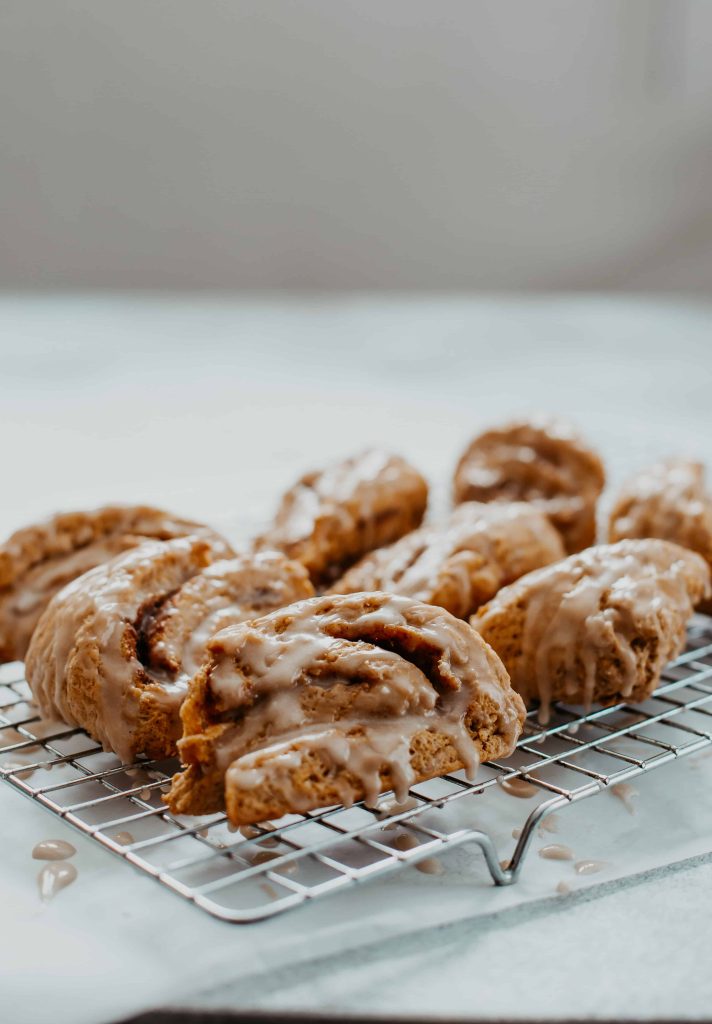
[474,539,711,723]
[609,461,712,583]
[173,591,525,822]
[332,501,564,618]
[255,450,428,584]
[26,541,312,762]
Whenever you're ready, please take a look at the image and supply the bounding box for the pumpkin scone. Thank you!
[472,539,710,723]
[453,418,605,554]
[167,592,525,825]
[330,501,565,619]
[609,460,712,613]
[0,504,228,663]
[25,540,314,762]
[254,450,428,585]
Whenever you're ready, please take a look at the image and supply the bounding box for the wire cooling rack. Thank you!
[2,614,712,924]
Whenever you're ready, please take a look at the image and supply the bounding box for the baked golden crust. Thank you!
[255,450,428,584]
[453,419,605,554]
[330,501,564,618]
[167,592,525,825]
[609,460,712,613]
[472,539,710,722]
[25,542,313,762]
[0,504,226,663]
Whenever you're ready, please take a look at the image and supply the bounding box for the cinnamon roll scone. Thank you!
[609,460,712,612]
[330,502,565,618]
[472,539,710,723]
[453,418,605,554]
[167,592,526,825]
[255,450,428,585]
[0,504,227,663]
[25,540,314,762]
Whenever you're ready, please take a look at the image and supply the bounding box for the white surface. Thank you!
[1,294,712,1023]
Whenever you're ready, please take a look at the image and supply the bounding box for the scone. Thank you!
[255,450,428,585]
[472,539,710,723]
[453,418,605,554]
[167,592,526,825]
[25,540,314,762]
[609,460,712,613]
[330,501,565,618]
[0,504,228,663]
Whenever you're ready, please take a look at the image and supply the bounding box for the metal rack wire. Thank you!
[2,614,712,923]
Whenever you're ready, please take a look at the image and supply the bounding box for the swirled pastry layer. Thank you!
[0,504,227,663]
[330,502,564,618]
[472,539,710,723]
[25,540,314,761]
[167,592,525,825]
[255,450,428,584]
[453,418,605,554]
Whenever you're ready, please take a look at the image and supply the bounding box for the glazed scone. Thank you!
[25,541,314,762]
[609,460,712,613]
[453,418,605,554]
[0,504,228,663]
[330,502,565,618]
[255,450,428,585]
[472,539,710,723]
[167,592,526,824]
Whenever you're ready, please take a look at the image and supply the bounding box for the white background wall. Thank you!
[2,0,712,291]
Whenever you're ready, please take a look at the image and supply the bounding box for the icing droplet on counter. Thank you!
[539,844,574,862]
[394,833,420,853]
[111,831,135,846]
[511,827,522,839]
[574,859,607,876]
[538,814,559,835]
[38,862,77,901]
[610,782,638,815]
[32,839,76,861]
[249,849,281,866]
[498,776,538,798]
[416,856,444,876]
[556,880,571,895]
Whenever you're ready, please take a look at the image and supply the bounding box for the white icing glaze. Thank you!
[199,592,523,816]
[111,831,135,845]
[32,839,76,861]
[574,859,607,875]
[415,856,444,875]
[256,450,428,583]
[26,544,310,762]
[610,781,638,814]
[277,450,395,547]
[498,776,538,798]
[610,460,712,561]
[475,539,710,723]
[335,501,563,618]
[37,861,77,901]
[28,538,215,761]
[0,504,222,663]
[539,843,574,861]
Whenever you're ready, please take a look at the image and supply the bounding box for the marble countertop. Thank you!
[1,293,711,1023]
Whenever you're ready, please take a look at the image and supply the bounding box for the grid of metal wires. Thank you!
[2,614,712,923]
